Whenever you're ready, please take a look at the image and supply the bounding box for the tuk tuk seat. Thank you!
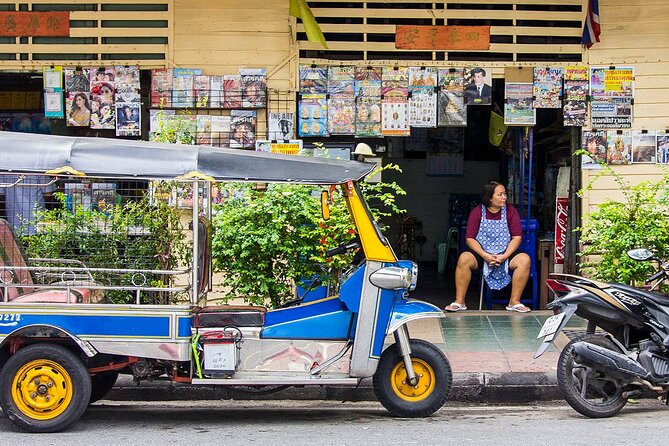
[0,218,97,303]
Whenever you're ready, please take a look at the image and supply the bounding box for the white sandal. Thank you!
[505,303,531,313]
[444,302,467,312]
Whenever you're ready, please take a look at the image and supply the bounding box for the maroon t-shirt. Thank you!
[465,205,522,240]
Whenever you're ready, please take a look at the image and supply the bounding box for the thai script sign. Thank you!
[395,26,490,50]
[0,12,70,37]
[554,197,569,265]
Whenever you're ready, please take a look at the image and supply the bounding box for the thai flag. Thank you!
[582,0,601,48]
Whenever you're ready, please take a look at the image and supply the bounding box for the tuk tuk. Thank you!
[0,131,450,433]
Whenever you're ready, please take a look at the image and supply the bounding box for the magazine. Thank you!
[91,183,118,214]
[230,110,257,149]
[381,97,409,136]
[172,68,202,108]
[65,92,91,127]
[409,67,438,88]
[240,68,267,108]
[581,130,607,169]
[328,98,356,135]
[115,102,141,137]
[631,130,656,163]
[194,75,211,108]
[150,69,173,108]
[114,66,140,93]
[504,83,535,125]
[606,131,632,165]
[327,66,355,98]
[563,79,588,127]
[223,75,242,108]
[64,183,91,212]
[298,94,328,137]
[533,67,562,109]
[267,112,295,140]
[354,66,382,97]
[64,68,89,93]
[211,115,231,147]
[355,96,381,137]
[657,134,669,164]
[196,114,212,145]
[299,65,327,94]
[381,67,409,98]
[408,89,437,128]
[210,76,225,108]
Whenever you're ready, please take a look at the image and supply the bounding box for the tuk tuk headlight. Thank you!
[409,261,418,291]
[369,266,412,291]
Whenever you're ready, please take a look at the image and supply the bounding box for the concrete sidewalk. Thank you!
[107,311,585,404]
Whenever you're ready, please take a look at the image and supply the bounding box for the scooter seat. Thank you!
[192,305,266,328]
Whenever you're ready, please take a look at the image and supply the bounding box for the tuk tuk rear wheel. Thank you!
[0,344,91,433]
[373,339,451,417]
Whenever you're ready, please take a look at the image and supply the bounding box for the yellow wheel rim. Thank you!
[390,358,436,402]
[11,359,74,420]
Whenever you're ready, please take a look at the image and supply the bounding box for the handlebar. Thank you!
[646,270,667,284]
[326,240,361,257]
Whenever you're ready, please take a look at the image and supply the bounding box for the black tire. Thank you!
[89,371,119,404]
[557,334,628,418]
[0,343,92,433]
[373,339,451,417]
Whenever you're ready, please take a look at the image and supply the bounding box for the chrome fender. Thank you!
[0,324,98,358]
[386,299,445,335]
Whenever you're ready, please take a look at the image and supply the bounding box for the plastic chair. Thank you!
[437,227,459,274]
[478,267,539,310]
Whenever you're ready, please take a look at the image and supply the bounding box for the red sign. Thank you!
[0,12,70,37]
[554,197,569,265]
[395,25,490,50]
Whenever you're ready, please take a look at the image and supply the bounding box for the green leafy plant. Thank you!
[21,187,190,304]
[150,109,196,145]
[578,164,669,288]
[211,163,405,308]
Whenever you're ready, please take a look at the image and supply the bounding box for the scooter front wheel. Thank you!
[373,339,451,417]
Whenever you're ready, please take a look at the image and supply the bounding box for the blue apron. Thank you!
[475,205,512,290]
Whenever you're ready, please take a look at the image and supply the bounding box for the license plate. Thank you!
[537,313,566,338]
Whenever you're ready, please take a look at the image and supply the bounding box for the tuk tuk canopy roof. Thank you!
[0,131,374,184]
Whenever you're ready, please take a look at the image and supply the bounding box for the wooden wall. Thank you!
[581,0,669,215]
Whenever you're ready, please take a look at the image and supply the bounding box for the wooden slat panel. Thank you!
[299,23,582,37]
[601,5,669,22]
[588,48,669,64]
[310,8,582,20]
[605,21,669,35]
[631,62,669,76]
[70,28,170,37]
[70,11,170,21]
[174,35,290,51]
[0,60,169,69]
[0,44,167,53]
[173,50,289,66]
[29,0,169,3]
[300,41,582,54]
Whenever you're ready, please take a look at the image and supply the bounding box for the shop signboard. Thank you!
[0,12,69,36]
[554,197,569,265]
[395,26,490,50]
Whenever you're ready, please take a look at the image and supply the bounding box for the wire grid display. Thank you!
[0,174,193,305]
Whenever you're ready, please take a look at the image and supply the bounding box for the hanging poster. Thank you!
[230,110,257,149]
[581,130,607,169]
[437,68,466,127]
[328,97,356,135]
[267,112,295,140]
[299,65,327,94]
[533,67,562,108]
[464,66,492,105]
[381,97,409,136]
[90,99,115,130]
[606,131,632,165]
[64,68,89,93]
[408,89,437,128]
[504,83,535,125]
[298,93,328,137]
[354,66,382,97]
[327,66,355,97]
[150,68,172,108]
[563,66,588,127]
[590,66,634,129]
[115,102,141,137]
[631,130,656,163]
[381,67,409,98]
[408,67,437,88]
[223,75,242,108]
[657,133,669,164]
[210,76,224,108]
[211,115,231,147]
[114,66,140,93]
[240,68,267,108]
[66,92,91,127]
[355,96,381,137]
[194,75,211,108]
[43,66,64,118]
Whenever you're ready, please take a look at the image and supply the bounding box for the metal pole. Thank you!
[191,180,199,305]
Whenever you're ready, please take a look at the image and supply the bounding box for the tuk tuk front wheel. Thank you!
[373,339,451,417]
[0,343,91,433]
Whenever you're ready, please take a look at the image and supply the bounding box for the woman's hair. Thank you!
[482,180,503,207]
[72,93,90,112]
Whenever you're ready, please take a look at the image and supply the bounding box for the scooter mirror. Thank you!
[627,248,655,261]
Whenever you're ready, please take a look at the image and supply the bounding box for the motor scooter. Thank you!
[0,131,451,432]
[535,248,669,418]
